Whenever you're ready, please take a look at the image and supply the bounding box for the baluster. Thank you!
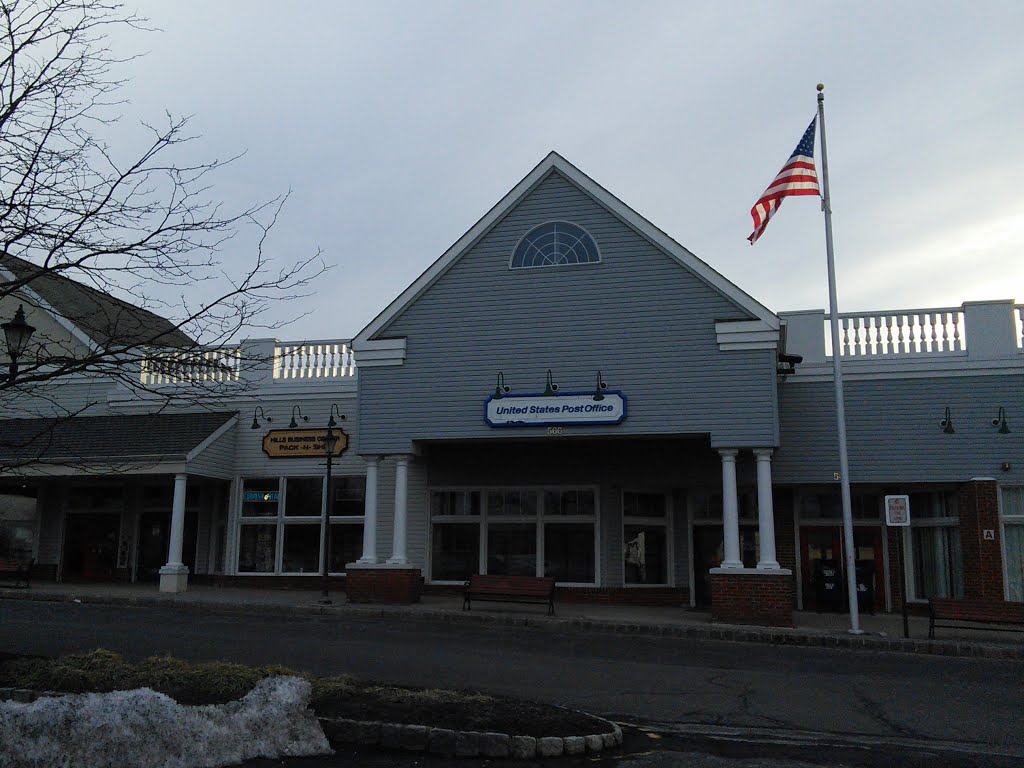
[952,312,962,352]
[883,315,892,355]
[930,312,940,352]
[941,312,951,352]
[329,343,338,377]
[283,346,294,379]
[871,316,882,355]
[855,317,865,356]
[841,317,851,356]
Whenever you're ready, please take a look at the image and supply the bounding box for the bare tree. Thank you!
[0,0,326,469]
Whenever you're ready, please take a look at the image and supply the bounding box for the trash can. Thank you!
[815,559,843,611]
[854,560,875,614]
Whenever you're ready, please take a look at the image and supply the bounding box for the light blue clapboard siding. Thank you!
[774,374,1024,484]
[186,427,237,480]
[2,377,119,419]
[359,171,778,453]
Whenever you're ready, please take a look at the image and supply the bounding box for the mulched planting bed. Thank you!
[0,650,607,738]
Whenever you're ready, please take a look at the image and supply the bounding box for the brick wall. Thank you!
[345,567,422,604]
[424,583,688,606]
[710,571,794,627]
[959,479,1005,601]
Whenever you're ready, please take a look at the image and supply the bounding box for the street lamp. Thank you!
[2,305,35,381]
[320,404,346,605]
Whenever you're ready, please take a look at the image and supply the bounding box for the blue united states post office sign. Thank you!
[485,391,627,427]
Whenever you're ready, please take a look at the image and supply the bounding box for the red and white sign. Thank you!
[884,495,911,527]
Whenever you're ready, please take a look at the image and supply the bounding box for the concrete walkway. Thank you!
[1,581,1022,659]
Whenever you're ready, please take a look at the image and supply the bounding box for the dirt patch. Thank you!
[0,650,609,738]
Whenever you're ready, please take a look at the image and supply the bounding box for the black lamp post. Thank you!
[2,305,35,381]
[320,404,346,605]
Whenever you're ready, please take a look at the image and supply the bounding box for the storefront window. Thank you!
[236,475,366,575]
[0,493,36,560]
[431,524,480,581]
[544,523,594,582]
[331,477,366,516]
[285,478,323,517]
[238,525,277,573]
[487,524,536,576]
[907,491,964,600]
[623,491,669,585]
[282,524,320,573]
[1001,487,1024,602]
[241,479,280,517]
[430,486,597,584]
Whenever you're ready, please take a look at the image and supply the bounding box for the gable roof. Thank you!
[0,252,195,350]
[0,411,237,464]
[355,152,778,347]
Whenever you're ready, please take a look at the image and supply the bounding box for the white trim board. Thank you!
[354,153,779,352]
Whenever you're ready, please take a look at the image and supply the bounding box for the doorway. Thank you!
[800,526,884,612]
[62,513,120,580]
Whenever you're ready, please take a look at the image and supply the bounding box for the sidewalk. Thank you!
[2,581,1022,660]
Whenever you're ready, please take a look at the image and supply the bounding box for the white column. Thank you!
[754,449,780,569]
[387,455,409,565]
[719,449,742,568]
[356,456,379,564]
[159,473,190,593]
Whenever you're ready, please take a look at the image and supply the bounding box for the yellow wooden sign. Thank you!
[261,428,349,459]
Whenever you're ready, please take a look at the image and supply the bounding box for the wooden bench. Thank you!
[928,598,1024,639]
[0,557,33,589]
[463,574,556,616]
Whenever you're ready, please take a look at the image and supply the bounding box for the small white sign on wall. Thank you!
[884,494,911,527]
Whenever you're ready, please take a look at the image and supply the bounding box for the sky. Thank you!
[105,1,1024,341]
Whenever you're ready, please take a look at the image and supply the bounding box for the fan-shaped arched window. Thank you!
[510,221,600,269]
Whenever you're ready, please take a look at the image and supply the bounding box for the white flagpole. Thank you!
[816,83,863,634]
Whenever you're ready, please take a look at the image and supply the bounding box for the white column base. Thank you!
[158,564,189,593]
[757,560,781,570]
[356,556,378,565]
[385,556,409,566]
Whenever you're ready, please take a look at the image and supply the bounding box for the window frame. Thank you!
[999,485,1024,602]
[902,490,963,603]
[622,489,673,588]
[509,221,602,270]
[427,484,600,587]
[235,475,366,576]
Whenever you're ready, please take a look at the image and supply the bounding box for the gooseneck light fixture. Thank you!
[327,403,346,428]
[593,371,608,401]
[2,304,36,382]
[493,372,510,399]
[992,407,1011,434]
[288,405,309,429]
[543,369,559,396]
[250,406,272,430]
[940,407,955,434]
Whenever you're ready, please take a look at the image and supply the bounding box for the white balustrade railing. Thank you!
[1016,305,1024,349]
[273,340,356,380]
[824,308,966,358]
[140,346,242,385]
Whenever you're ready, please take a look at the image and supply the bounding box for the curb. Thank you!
[3,589,1022,661]
[317,715,622,759]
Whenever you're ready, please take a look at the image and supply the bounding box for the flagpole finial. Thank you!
[816,83,824,92]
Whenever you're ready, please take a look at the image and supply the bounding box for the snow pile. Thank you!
[0,675,332,768]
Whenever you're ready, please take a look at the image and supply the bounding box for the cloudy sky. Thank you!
[109,1,1023,340]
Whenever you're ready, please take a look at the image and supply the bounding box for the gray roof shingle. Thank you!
[0,411,236,463]
[1,252,195,349]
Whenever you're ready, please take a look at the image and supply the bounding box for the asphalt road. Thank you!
[2,599,1023,766]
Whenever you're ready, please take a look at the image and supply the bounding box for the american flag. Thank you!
[747,116,820,244]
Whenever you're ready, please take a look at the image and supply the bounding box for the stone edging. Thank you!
[2,588,1022,661]
[318,715,623,759]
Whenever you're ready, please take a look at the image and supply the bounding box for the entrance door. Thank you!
[63,513,120,580]
[800,526,884,612]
